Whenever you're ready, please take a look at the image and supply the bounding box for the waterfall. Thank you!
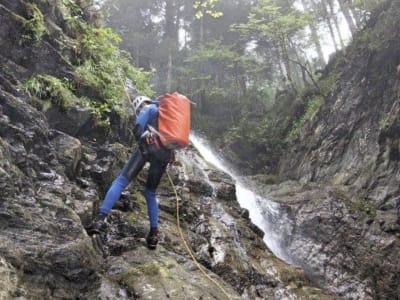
[190,133,293,263]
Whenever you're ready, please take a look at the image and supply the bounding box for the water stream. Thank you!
[190,133,293,263]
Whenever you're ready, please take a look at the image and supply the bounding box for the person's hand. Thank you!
[140,130,153,145]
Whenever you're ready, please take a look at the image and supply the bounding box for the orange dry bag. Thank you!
[158,92,191,149]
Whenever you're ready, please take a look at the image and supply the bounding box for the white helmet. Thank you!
[132,95,151,115]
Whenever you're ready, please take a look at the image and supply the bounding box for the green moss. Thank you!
[349,198,377,218]
[125,212,138,223]
[137,263,160,276]
[287,95,322,141]
[334,187,377,219]
[277,265,308,288]
[123,263,160,282]
[15,3,47,44]
[126,190,147,214]
[319,71,340,96]
[73,26,154,125]
[268,256,334,299]
[353,9,395,53]
[22,75,78,110]
[20,0,154,133]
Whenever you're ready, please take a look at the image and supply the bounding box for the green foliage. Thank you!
[351,0,386,12]
[71,23,153,126]
[354,9,394,52]
[219,90,290,172]
[179,40,262,99]
[226,116,285,152]
[16,0,155,133]
[287,95,322,141]
[334,187,377,219]
[23,76,42,97]
[75,51,152,115]
[194,0,223,19]
[23,75,78,109]
[62,0,83,16]
[15,2,47,44]
[351,198,377,218]
[78,27,122,61]
[231,0,313,91]
[57,2,153,128]
[234,0,311,42]
[319,71,340,96]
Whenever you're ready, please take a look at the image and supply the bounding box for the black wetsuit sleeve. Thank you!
[133,124,143,141]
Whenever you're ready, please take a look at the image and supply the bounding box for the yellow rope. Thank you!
[166,172,233,300]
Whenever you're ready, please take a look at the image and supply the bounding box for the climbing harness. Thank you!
[166,172,233,300]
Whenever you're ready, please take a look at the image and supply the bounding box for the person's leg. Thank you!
[100,149,146,214]
[144,189,158,229]
[144,158,168,248]
[86,149,146,234]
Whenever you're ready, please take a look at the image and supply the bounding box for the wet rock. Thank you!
[105,247,241,300]
[259,181,400,299]
[209,170,236,201]
[0,256,19,298]
[50,130,82,179]
[46,105,92,137]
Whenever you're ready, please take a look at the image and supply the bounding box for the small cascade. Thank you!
[190,133,294,264]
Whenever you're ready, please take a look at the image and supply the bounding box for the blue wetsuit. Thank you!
[99,103,171,229]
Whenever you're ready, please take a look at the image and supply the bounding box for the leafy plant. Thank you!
[66,19,154,125]
[15,2,47,44]
[23,75,78,109]
[194,0,223,19]
[287,95,322,141]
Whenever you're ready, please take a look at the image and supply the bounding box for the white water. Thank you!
[190,133,292,263]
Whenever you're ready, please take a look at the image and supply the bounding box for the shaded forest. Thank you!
[102,0,385,173]
[17,0,387,173]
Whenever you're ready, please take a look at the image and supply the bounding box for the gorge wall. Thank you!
[253,0,400,298]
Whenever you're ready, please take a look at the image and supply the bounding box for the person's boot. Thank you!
[146,227,158,250]
[85,213,107,235]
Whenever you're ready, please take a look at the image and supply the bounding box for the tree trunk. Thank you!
[301,0,325,67]
[290,43,309,87]
[327,0,345,49]
[200,15,204,44]
[166,53,172,91]
[163,0,180,92]
[337,0,357,35]
[280,36,296,90]
[350,5,363,28]
[311,21,325,66]
[322,0,339,52]
[164,0,178,41]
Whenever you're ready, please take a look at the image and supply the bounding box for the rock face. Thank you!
[0,83,336,298]
[0,0,336,299]
[252,180,400,299]
[250,1,400,299]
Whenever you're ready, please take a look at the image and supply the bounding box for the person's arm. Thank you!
[133,106,151,141]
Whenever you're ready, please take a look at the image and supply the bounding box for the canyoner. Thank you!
[86,90,192,250]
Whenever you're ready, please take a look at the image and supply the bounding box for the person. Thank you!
[86,95,173,250]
